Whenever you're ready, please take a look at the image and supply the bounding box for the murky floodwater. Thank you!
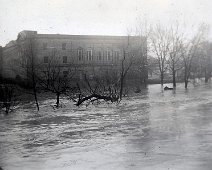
[1,83,212,170]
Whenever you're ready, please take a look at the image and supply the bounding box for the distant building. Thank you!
[1,30,147,84]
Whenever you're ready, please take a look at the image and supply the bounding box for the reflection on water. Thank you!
[1,83,212,170]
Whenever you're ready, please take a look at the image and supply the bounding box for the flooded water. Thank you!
[1,83,212,170]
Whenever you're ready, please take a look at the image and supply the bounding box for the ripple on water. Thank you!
[1,83,212,170]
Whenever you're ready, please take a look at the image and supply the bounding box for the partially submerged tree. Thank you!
[74,73,119,106]
[181,24,209,88]
[19,37,40,111]
[74,48,134,106]
[134,17,152,86]
[150,24,171,86]
[193,41,212,82]
[38,49,75,108]
[167,25,184,88]
[119,49,134,100]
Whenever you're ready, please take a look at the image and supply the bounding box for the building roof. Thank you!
[3,30,145,48]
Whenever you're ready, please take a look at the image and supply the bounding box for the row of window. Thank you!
[44,56,67,63]
[77,49,119,58]
[42,43,120,57]
[43,54,119,63]
[79,55,119,61]
[43,43,67,50]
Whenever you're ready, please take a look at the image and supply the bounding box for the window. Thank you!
[43,43,47,50]
[63,71,68,77]
[78,48,83,61]
[18,51,22,57]
[103,51,107,61]
[62,43,66,50]
[125,51,129,57]
[106,50,112,60]
[44,56,48,63]
[98,51,102,61]
[114,51,119,60]
[63,56,67,63]
[87,49,92,60]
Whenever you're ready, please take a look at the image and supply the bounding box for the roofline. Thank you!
[3,30,146,48]
[35,33,143,40]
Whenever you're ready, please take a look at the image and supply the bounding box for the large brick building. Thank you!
[0,30,147,84]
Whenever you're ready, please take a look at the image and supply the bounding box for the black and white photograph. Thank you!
[1,0,212,169]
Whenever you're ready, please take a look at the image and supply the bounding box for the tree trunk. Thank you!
[33,87,39,111]
[76,94,118,106]
[56,92,60,108]
[184,72,188,89]
[32,73,39,111]
[205,68,208,83]
[185,80,188,89]
[144,78,147,88]
[173,70,176,88]
[5,103,10,114]
[160,73,164,86]
[184,64,188,89]
[119,74,124,100]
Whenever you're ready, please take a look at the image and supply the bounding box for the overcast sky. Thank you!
[0,0,212,46]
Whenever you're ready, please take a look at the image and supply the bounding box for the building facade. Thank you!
[1,30,147,84]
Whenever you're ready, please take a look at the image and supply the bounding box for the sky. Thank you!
[0,0,212,46]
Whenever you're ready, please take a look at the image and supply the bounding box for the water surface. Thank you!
[1,83,212,170]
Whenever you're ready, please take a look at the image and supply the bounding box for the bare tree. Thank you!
[150,24,171,86]
[73,48,134,106]
[167,25,184,88]
[135,17,152,86]
[38,49,75,108]
[194,41,212,82]
[202,42,212,82]
[74,73,119,106]
[119,49,133,100]
[19,37,40,111]
[181,24,209,88]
